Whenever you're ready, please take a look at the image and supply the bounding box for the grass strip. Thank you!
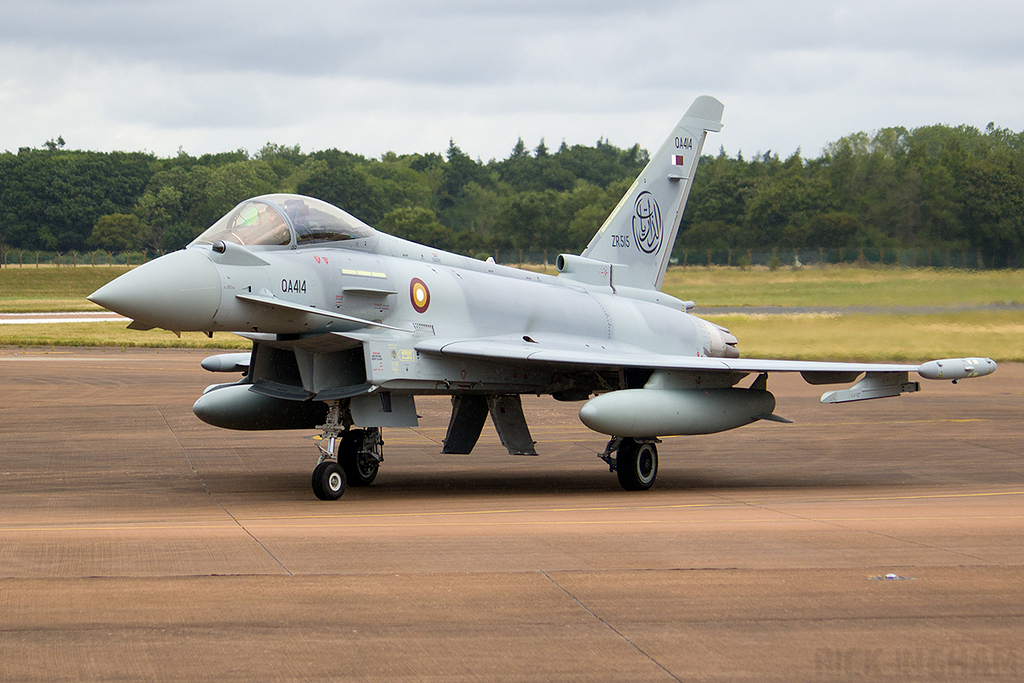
[704,310,1023,362]
[2,312,1018,361]
[0,322,249,349]
[2,265,1021,360]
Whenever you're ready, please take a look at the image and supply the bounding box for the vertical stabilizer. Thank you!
[580,96,723,290]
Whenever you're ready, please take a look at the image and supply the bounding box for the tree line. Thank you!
[2,120,1023,266]
[680,123,1024,267]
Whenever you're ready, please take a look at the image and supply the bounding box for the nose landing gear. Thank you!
[338,428,382,487]
[311,401,383,500]
[312,461,346,501]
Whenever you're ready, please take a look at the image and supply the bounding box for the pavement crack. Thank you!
[541,571,682,683]
[699,491,1000,564]
[753,502,997,565]
[157,407,294,577]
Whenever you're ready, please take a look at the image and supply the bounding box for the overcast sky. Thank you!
[3,0,1023,162]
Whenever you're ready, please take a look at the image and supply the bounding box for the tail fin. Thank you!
[579,96,723,290]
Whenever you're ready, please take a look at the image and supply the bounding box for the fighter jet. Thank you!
[89,96,996,500]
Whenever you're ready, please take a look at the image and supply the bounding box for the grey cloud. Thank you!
[2,0,1024,160]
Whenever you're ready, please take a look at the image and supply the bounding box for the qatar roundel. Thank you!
[410,278,430,313]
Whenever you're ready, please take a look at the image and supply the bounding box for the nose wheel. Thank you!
[312,461,346,500]
[311,401,383,500]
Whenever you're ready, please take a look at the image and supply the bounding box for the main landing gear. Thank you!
[311,401,383,501]
[600,437,660,491]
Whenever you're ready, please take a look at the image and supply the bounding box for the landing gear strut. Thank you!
[600,436,660,491]
[338,428,382,487]
[311,401,383,500]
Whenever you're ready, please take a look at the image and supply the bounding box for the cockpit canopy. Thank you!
[190,194,376,249]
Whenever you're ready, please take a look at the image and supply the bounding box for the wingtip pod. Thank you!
[918,357,997,381]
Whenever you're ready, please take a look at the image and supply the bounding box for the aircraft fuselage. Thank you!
[95,229,730,401]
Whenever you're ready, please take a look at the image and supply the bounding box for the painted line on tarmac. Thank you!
[2,491,1021,533]
[0,356,181,362]
[7,513,1023,534]
[0,312,128,324]
[217,489,1024,524]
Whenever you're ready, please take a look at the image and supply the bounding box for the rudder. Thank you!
[580,96,723,291]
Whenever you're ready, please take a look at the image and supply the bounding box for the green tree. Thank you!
[448,181,501,251]
[438,140,492,215]
[744,162,833,247]
[961,160,1024,263]
[0,148,153,250]
[562,180,621,251]
[510,138,528,160]
[364,155,436,211]
[133,185,183,251]
[379,207,453,249]
[257,143,304,179]
[88,213,144,252]
[296,161,386,224]
[493,191,564,251]
[199,160,278,227]
[677,150,760,252]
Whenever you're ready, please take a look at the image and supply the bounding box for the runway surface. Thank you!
[1,348,1021,681]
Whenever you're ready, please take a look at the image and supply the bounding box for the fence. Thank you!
[494,247,1011,270]
[0,246,1015,270]
[0,249,159,268]
[673,247,1003,270]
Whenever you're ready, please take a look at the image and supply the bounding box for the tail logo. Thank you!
[632,191,663,254]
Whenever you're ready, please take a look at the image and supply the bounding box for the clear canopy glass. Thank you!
[190,194,376,248]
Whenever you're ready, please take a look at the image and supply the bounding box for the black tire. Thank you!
[338,429,379,487]
[312,461,346,500]
[616,439,658,491]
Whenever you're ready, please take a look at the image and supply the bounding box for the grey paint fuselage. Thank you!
[195,233,710,395]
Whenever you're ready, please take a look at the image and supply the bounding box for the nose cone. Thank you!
[88,249,221,332]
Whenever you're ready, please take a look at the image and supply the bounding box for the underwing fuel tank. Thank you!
[578,388,776,437]
[193,383,327,430]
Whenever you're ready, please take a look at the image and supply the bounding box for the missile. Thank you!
[201,352,252,373]
[193,383,327,430]
[579,387,777,437]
